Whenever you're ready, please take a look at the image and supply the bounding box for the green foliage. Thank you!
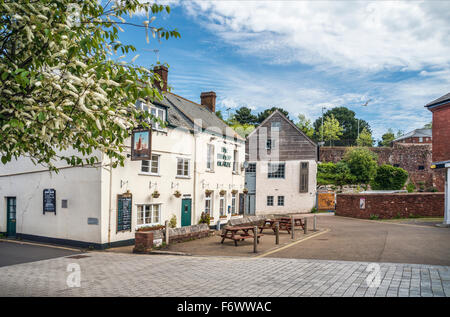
[229,120,255,138]
[423,122,432,129]
[296,114,314,139]
[198,212,210,225]
[318,114,344,146]
[317,161,356,186]
[313,107,371,146]
[356,127,374,147]
[369,214,380,220]
[343,147,378,184]
[371,164,408,190]
[0,0,179,171]
[378,128,395,147]
[169,214,177,228]
[310,207,318,213]
[215,110,224,120]
[233,107,257,125]
[406,183,415,193]
[256,107,290,124]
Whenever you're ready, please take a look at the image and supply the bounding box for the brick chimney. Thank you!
[200,91,216,112]
[153,65,168,92]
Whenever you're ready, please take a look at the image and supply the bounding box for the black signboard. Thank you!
[131,128,151,161]
[117,193,132,232]
[43,189,56,214]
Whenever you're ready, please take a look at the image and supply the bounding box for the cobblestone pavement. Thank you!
[0,252,449,297]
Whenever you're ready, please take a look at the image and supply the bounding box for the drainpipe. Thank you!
[107,157,112,246]
[192,132,197,224]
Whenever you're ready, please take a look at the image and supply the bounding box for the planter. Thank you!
[231,189,238,195]
[173,190,182,198]
[151,190,160,198]
[133,231,154,253]
[205,189,213,197]
[219,190,226,196]
[243,188,249,194]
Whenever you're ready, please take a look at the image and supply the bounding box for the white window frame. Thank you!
[231,193,236,214]
[206,144,215,171]
[150,106,166,131]
[268,162,285,179]
[140,154,160,175]
[177,157,190,178]
[205,196,212,216]
[267,196,274,206]
[219,196,226,216]
[136,204,161,227]
[277,196,285,206]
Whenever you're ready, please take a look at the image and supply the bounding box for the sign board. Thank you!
[217,147,231,167]
[317,192,335,210]
[359,198,366,209]
[43,189,56,214]
[117,193,132,232]
[131,128,151,161]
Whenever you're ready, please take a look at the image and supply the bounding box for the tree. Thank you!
[343,147,378,184]
[233,107,257,125]
[0,0,180,170]
[313,107,370,146]
[229,122,255,138]
[256,107,290,124]
[371,165,408,190]
[296,114,314,139]
[378,128,395,147]
[423,122,432,129]
[318,114,343,146]
[356,127,374,147]
[215,110,224,120]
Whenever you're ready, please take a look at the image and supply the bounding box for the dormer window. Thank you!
[150,106,165,131]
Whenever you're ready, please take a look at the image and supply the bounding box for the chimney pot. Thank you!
[200,91,216,113]
[153,65,168,92]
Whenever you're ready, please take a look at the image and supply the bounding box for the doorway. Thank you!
[6,197,16,237]
[181,198,192,227]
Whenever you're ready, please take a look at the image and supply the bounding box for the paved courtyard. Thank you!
[0,251,449,297]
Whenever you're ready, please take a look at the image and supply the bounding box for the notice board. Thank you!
[117,193,132,232]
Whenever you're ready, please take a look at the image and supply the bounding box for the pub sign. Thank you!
[131,128,151,161]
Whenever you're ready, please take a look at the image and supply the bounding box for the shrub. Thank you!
[426,187,438,192]
[317,161,355,186]
[169,215,177,228]
[371,164,409,190]
[198,212,210,225]
[369,214,380,220]
[310,207,318,213]
[406,183,415,193]
[343,147,378,184]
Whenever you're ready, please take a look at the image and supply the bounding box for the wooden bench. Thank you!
[220,226,263,246]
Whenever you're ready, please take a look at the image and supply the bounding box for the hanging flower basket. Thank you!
[174,190,182,198]
[219,189,226,196]
[205,189,213,197]
[243,188,249,194]
[231,189,238,195]
[151,190,160,198]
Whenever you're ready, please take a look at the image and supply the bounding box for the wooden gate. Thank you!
[318,192,335,211]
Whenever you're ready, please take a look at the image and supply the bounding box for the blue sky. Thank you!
[117,1,450,141]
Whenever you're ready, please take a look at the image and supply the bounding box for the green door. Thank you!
[6,197,16,237]
[181,199,191,227]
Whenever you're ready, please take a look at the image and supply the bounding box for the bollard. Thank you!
[313,215,317,231]
[253,226,258,253]
[165,220,170,245]
[275,221,279,245]
[304,218,308,234]
[291,215,295,239]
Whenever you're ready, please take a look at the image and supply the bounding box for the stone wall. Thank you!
[336,193,444,219]
[167,223,210,243]
[319,143,444,191]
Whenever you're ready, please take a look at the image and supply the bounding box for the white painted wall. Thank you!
[254,160,317,215]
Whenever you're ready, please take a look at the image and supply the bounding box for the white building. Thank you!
[0,66,246,248]
[245,110,317,215]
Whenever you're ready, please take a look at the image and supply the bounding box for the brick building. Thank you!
[425,92,450,226]
[392,128,432,144]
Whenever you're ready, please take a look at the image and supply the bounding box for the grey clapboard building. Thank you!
[245,110,317,215]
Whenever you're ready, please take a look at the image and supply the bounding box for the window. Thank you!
[137,204,160,226]
[141,154,160,174]
[300,162,309,193]
[277,196,284,206]
[205,196,212,215]
[206,144,214,171]
[231,194,236,214]
[177,158,190,177]
[246,163,256,173]
[233,150,239,173]
[271,121,281,131]
[266,139,273,150]
[418,165,425,170]
[219,196,226,216]
[419,137,423,143]
[268,163,285,178]
[150,106,165,130]
[267,196,274,206]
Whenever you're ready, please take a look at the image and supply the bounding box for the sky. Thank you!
[116,0,450,141]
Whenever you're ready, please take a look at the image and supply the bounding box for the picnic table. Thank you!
[220,225,263,246]
[259,217,305,234]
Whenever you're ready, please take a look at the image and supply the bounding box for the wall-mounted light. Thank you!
[120,180,128,188]
[149,181,157,189]
[171,182,179,189]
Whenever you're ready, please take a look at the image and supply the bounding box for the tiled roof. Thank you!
[425,92,450,108]
[393,128,432,142]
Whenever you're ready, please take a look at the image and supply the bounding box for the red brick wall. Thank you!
[394,137,432,144]
[134,231,154,252]
[431,103,450,162]
[336,193,444,219]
